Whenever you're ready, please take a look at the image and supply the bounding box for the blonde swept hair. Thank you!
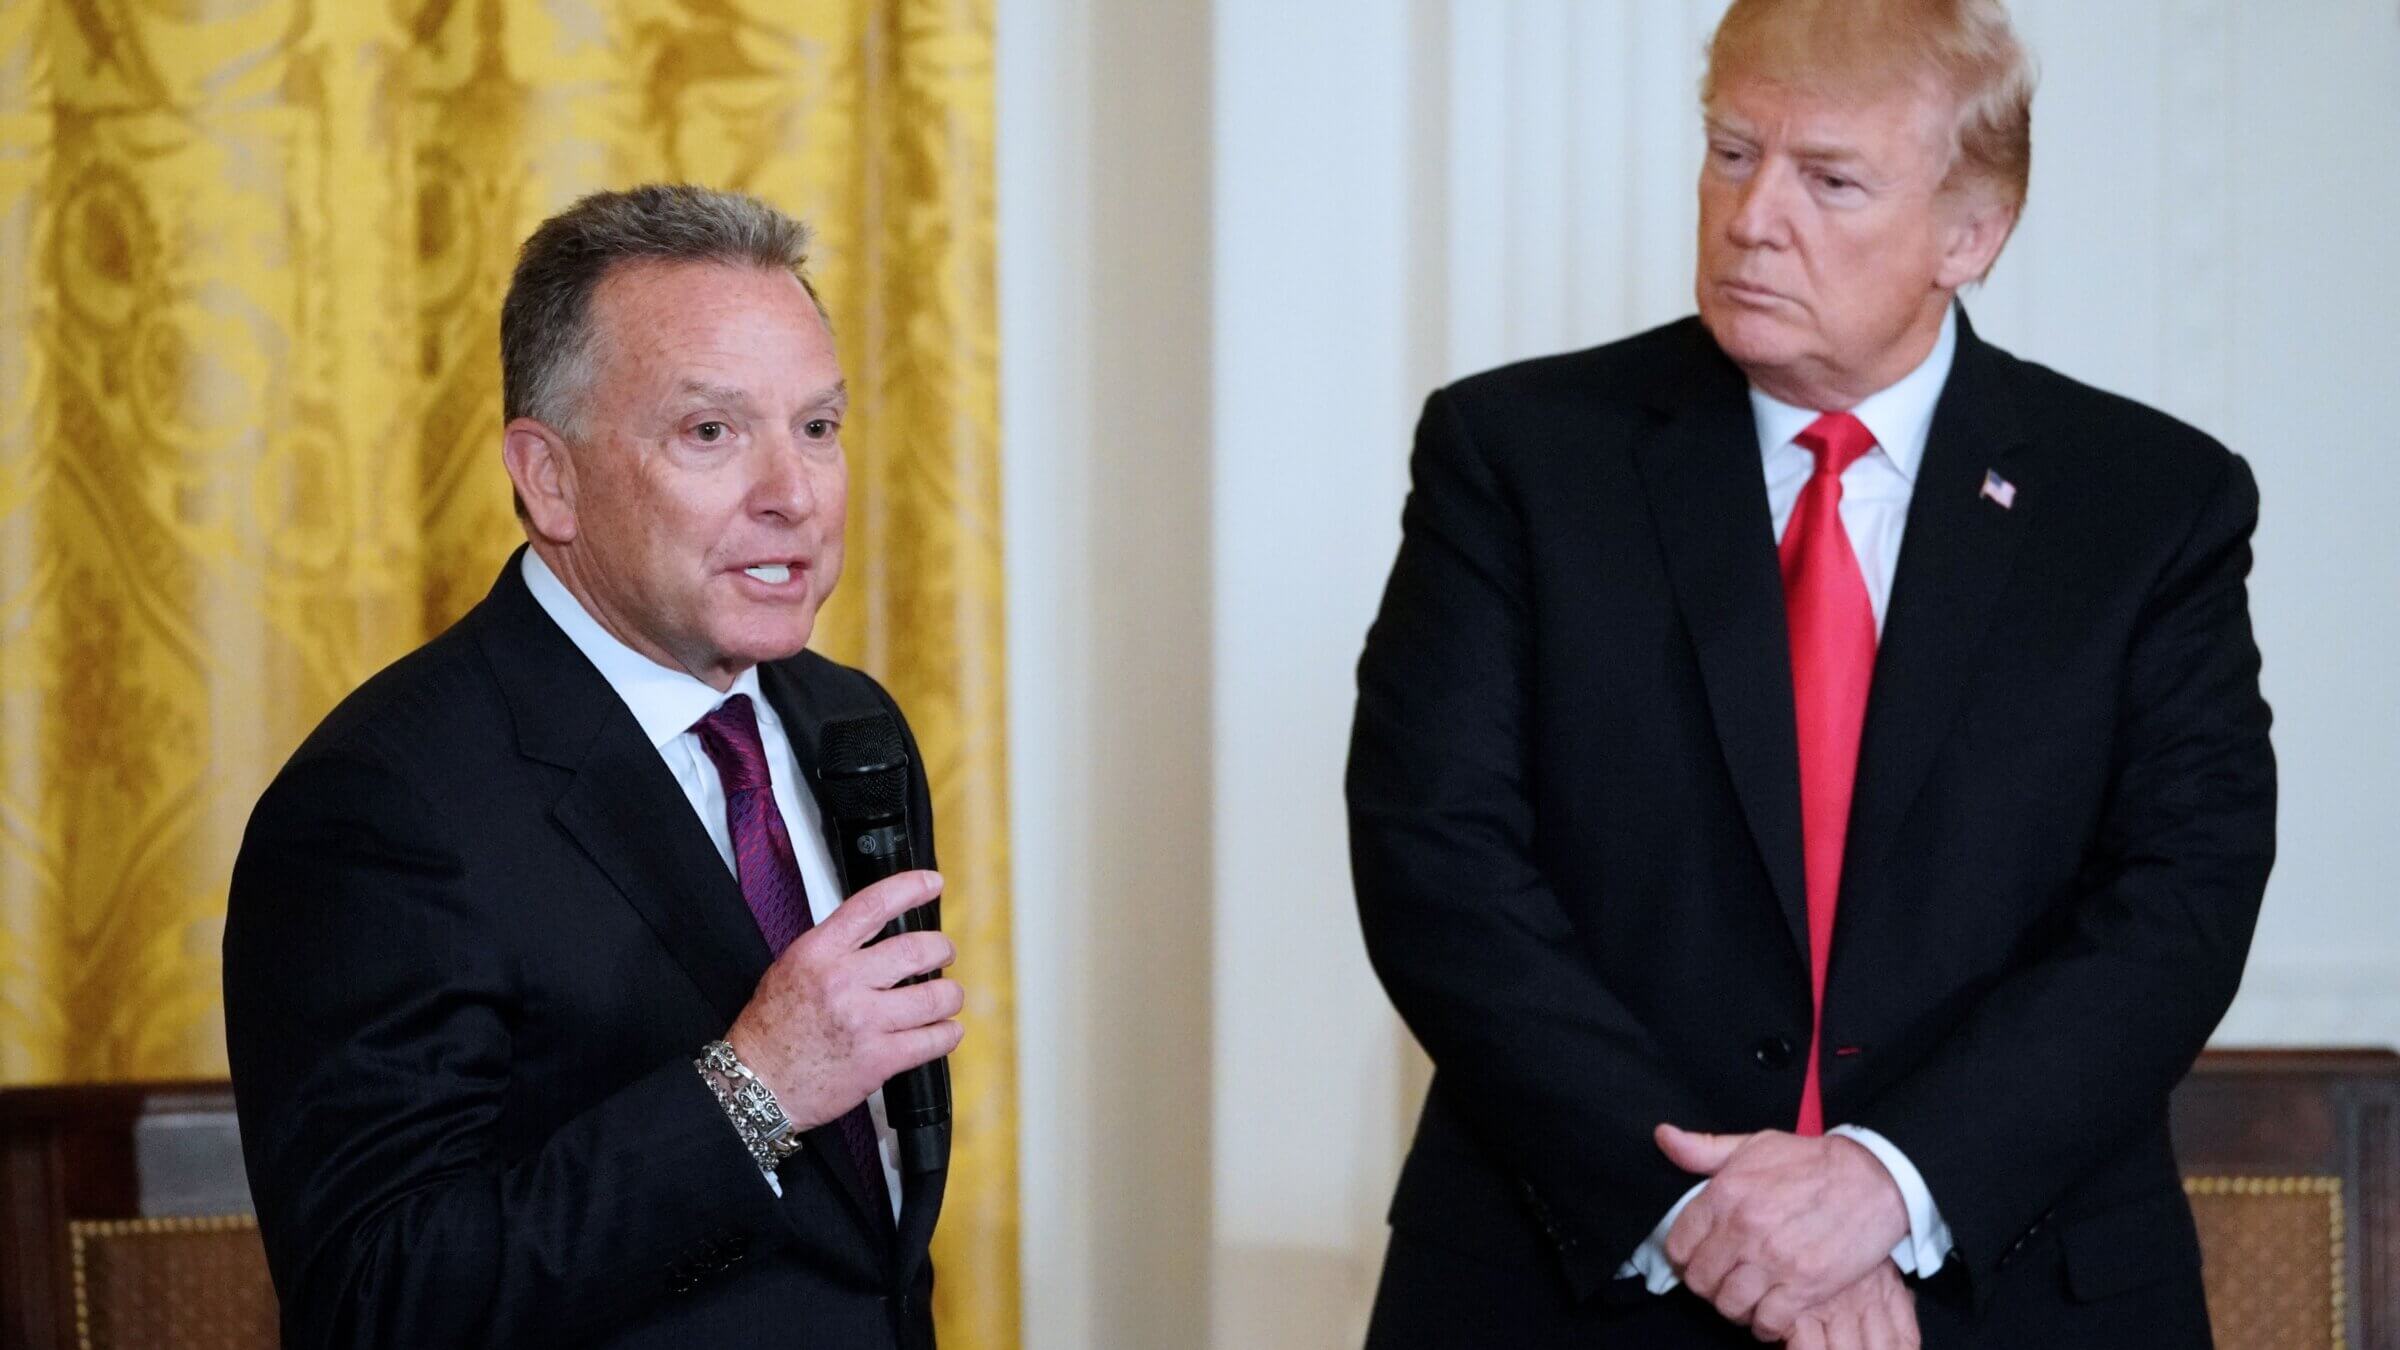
[1703,0,2035,211]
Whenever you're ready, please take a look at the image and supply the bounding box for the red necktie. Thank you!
[1780,412,1878,1137]
[696,695,892,1216]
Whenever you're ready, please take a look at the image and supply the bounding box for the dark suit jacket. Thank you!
[225,551,946,1349]
[1349,312,2274,1348]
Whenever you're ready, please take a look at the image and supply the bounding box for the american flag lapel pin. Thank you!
[1980,469,2017,509]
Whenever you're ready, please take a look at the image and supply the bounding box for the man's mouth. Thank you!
[1721,279,1787,305]
[734,557,809,588]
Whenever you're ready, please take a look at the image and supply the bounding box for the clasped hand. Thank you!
[1654,1124,1918,1347]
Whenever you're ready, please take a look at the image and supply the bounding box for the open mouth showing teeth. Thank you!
[744,565,792,584]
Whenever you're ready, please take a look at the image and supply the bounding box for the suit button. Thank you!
[1752,1037,1795,1070]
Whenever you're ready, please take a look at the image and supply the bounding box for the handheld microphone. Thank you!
[817,712,952,1176]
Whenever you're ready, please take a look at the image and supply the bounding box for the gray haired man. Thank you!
[226,185,960,1349]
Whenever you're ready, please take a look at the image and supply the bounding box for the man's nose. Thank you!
[748,434,820,520]
[1726,168,1793,249]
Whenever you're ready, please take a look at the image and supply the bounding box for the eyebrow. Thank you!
[1699,118,1881,181]
[670,381,758,414]
[1790,141,1871,167]
[1704,116,1872,168]
[666,379,849,415]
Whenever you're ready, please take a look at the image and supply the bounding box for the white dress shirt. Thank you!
[1620,307,1960,1292]
[522,550,904,1217]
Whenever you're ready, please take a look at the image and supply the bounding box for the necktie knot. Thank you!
[1796,411,1877,479]
[694,693,772,796]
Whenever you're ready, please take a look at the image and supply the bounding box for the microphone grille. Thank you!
[819,713,910,819]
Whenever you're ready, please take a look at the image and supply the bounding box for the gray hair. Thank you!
[500,184,819,438]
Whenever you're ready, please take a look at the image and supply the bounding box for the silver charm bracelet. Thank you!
[695,1039,803,1175]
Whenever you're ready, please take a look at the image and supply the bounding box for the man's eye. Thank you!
[1818,175,1856,192]
[693,421,729,443]
[804,418,838,440]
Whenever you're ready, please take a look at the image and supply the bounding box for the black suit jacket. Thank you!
[225,552,946,1349]
[1349,312,2274,1348]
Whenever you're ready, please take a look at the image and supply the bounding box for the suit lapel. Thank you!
[480,552,770,1029]
[1632,335,1810,958]
[549,731,772,1028]
[1841,313,2033,895]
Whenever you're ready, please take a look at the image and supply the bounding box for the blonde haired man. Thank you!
[1350,3,2270,1346]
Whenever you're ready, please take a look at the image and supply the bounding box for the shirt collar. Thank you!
[1747,303,1958,484]
[521,548,765,750]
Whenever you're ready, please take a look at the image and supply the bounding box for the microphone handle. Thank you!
[834,814,953,1174]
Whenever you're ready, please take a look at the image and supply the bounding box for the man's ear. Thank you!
[1936,193,2019,289]
[503,418,579,544]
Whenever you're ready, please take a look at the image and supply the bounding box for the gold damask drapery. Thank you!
[0,1,1015,1343]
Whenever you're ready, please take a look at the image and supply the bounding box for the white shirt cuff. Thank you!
[1617,1179,1708,1293]
[1827,1124,1952,1277]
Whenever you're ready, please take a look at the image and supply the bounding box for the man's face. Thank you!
[537,260,848,689]
[1696,74,1975,405]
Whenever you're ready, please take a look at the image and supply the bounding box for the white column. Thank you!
[1444,0,1730,378]
[1001,1,1216,1347]
[1207,3,1422,1343]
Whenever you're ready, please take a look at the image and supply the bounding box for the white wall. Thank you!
[1003,4,2400,1347]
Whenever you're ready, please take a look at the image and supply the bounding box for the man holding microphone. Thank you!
[226,184,960,1348]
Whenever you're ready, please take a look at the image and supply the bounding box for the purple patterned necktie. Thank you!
[695,694,892,1217]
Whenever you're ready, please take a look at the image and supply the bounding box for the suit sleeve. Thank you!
[1349,388,1721,1292]
[224,751,791,1349]
[1852,451,2275,1302]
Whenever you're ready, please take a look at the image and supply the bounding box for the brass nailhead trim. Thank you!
[67,1215,261,1350]
[2183,1175,2345,1350]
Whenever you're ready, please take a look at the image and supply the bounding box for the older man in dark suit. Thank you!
[1349,2,2274,1347]
[225,185,962,1349]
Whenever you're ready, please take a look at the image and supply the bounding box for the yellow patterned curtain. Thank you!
[0,1,1016,1344]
